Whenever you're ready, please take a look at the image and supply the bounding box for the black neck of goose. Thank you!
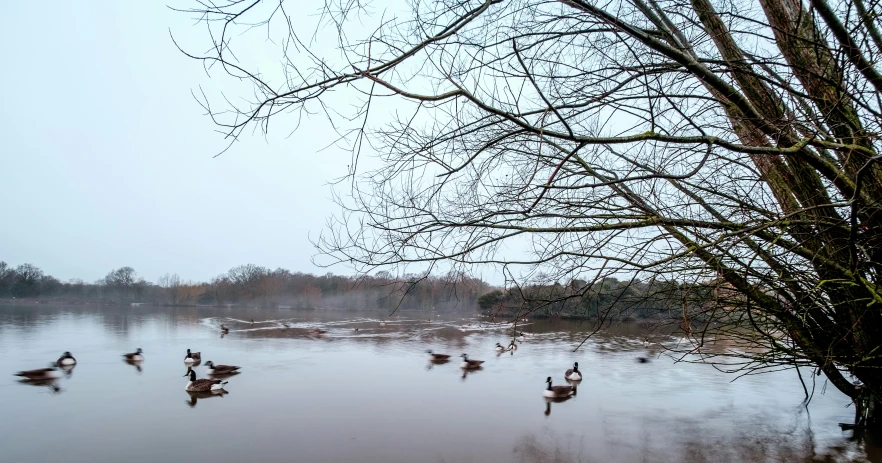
[188,371,196,381]
[547,382,553,390]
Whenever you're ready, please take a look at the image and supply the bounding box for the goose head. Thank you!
[205,361,215,367]
[573,362,579,371]
[135,348,143,354]
[184,368,196,380]
[62,351,72,357]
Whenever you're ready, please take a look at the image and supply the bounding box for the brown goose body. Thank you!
[427,350,451,361]
[544,376,576,398]
[460,354,485,369]
[122,348,144,361]
[15,366,60,380]
[56,352,77,366]
[185,369,228,392]
[204,361,241,374]
[184,349,201,363]
[564,362,583,381]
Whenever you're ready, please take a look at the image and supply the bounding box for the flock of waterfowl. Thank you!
[13,318,645,401]
[14,340,242,395]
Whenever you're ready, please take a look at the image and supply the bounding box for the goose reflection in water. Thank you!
[204,370,240,379]
[461,366,483,381]
[123,358,143,373]
[59,364,76,378]
[186,389,229,408]
[543,396,573,416]
[425,359,450,370]
[17,378,62,394]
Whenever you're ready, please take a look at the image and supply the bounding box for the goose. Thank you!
[123,348,144,361]
[282,323,290,329]
[643,338,650,348]
[250,319,255,325]
[495,343,506,352]
[220,324,230,334]
[204,361,241,375]
[518,333,526,342]
[184,368,228,392]
[543,377,576,398]
[14,364,61,380]
[565,362,582,381]
[184,349,201,364]
[56,351,77,366]
[508,341,518,351]
[427,350,451,361]
[460,354,485,369]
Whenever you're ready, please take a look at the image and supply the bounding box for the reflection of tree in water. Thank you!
[513,431,588,463]
[512,419,878,463]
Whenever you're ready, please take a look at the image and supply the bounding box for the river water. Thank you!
[0,304,878,463]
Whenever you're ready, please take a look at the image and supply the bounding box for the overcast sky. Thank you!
[0,2,361,283]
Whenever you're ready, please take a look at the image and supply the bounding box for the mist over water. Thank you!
[0,304,877,463]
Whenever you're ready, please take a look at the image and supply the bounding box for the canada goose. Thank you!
[184,349,201,363]
[544,377,576,398]
[460,354,485,369]
[14,364,61,380]
[565,362,582,381]
[643,338,650,348]
[123,348,144,361]
[354,328,359,332]
[220,324,230,334]
[518,334,526,342]
[204,361,241,375]
[495,343,506,352]
[508,341,518,351]
[282,323,290,329]
[427,350,451,361]
[250,319,255,325]
[56,351,76,366]
[184,368,228,392]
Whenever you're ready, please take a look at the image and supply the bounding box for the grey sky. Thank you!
[0,2,352,283]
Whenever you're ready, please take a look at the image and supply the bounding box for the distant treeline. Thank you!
[0,261,488,311]
[0,261,717,319]
[478,278,722,321]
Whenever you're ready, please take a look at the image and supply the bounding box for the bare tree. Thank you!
[158,273,182,304]
[104,266,144,301]
[175,0,882,423]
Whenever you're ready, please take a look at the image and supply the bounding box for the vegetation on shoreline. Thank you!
[2,260,714,322]
[0,261,490,311]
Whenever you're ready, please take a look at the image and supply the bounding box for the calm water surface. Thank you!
[0,304,878,463]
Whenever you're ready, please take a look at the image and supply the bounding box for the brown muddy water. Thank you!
[0,304,878,463]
